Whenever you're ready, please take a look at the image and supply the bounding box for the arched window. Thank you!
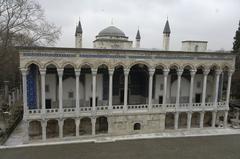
[195,45,199,52]
[133,123,141,130]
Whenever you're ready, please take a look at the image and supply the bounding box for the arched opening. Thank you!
[29,120,42,140]
[46,119,59,138]
[178,112,188,128]
[169,65,179,104]
[79,117,92,135]
[97,64,109,107]
[80,64,92,107]
[153,65,164,104]
[165,113,174,129]
[113,65,124,105]
[128,64,149,105]
[133,123,141,130]
[45,64,58,109]
[204,111,212,127]
[195,66,205,103]
[208,65,220,103]
[96,116,108,134]
[63,118,76,137]
[191,112,200,128]
[27,63,41,109]
[221,66,230,101]
[63,64,76,108]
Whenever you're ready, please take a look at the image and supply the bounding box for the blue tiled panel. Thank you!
[27,66,37,109]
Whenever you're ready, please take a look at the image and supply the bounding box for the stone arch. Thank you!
[191,112,200,128]
[168,63,181,70]
[209,63,221,71]
[113,62,126,69]
[221,63,233,71]
[63,118,76,137]
[96,116,108,134]
[178,112,188,128]
[79,62,94,69]
[79,117,92,135]
[61,62,77,69]
[44,61,60,69]
[96,62,110,69]
[196,64,208,71]
[128,61,151,69]
[182,64,195,70]
[29,120,42,140]
[154,63,167,70]
[133,123,141,130]
[46,119,59,138]
[25,61,42,69]
[165,112,175,129]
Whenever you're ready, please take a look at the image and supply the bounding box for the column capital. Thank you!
[39,69,46,76]
[163,69,170,76]
[190,69,197,76]
[177,69,183,76]
[203,69,210,75]
[109,68,114,76]
[57,68,64,76]
[228,70,235,76]
[75,69,81,76]
[91,68,98,75]
[124,68,130,76]
[20,68,28,76]
[215,69,222,75]
[149,68,155,76]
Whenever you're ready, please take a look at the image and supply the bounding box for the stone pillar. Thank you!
[75,69,80,114]
[212,111,217,128]
[109,69,114,110]
[75,118,80,137]
[40,69,46,113]
[91,117,96,136]
[21,69,28,117]
[189,70,196,107]
[187,112,192,129]
[174,112,179,130]
[163,69,169,105]
[224,111,228,128]
[201,69,210,106]
[41,120,47,141]
[92,69,97,111]
[124,69,130,111]
[4,81,9,101]
[12,91,15,104]
[200,111,205,128]
[148,68,155,110]
[59,119,63,138]
[214,70,222,107]
[57,69,64,112]
[226,70,234,105]
[176,69,183,107]
[23,120,29,143]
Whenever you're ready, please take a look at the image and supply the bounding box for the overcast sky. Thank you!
[38,0,240,51]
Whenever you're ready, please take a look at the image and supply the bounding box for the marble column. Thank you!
[41,120,46,141]
[92,69,97,111]
[59,119,63,138]
[148,68,155,110]
[211,111,217,128]
[214,69,222,108]
[174,112,179,130]
[109,69,114,110]
[189,70,196,107]
[40,69,46,114]
[226,70,234,104]
[200,111,205,128]
[201,69,210,106]
[57,69,64,112]
[75,69,80,114]
[21,69,28,117]
[176,69,183,107]
[91,118,96,136]
[187,112,192,129]
[124,69,130,111]
[224,111,228,128]
[163,69,169,105]
[75,118,80,137]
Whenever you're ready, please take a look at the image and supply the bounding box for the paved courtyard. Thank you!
[1,134,240,159]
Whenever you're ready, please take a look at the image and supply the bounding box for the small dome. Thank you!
[98,26,126,37]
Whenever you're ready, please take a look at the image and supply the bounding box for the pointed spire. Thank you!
[75,20,82,36]
[163,19,171,34]
[136,29,141,40]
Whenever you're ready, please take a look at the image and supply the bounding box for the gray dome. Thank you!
[98,26,126,37]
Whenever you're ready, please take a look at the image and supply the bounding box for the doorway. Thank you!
[195,93,201,103]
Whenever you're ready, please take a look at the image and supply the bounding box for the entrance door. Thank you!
[195,93,201,103]
[159,96,163,104]
[46,99,51,109]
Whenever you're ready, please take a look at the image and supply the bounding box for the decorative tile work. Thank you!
[27,65,37,109]
[23,52,76,57]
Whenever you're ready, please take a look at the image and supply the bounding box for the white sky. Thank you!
[38,0,240,51]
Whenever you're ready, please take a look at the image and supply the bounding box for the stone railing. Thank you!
[26,102,228,118]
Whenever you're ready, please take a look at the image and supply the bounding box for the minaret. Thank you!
[135,29,141,48]
[75,20,83,48]
[163,19,171,51]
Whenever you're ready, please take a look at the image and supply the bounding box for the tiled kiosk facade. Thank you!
[18,47,235,143]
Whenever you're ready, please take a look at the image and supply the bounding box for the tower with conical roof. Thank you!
[163,19,171,51]
[135,29,141,48]
[75,20,83,48]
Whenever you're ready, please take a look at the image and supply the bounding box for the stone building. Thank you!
[19,20,235,142]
